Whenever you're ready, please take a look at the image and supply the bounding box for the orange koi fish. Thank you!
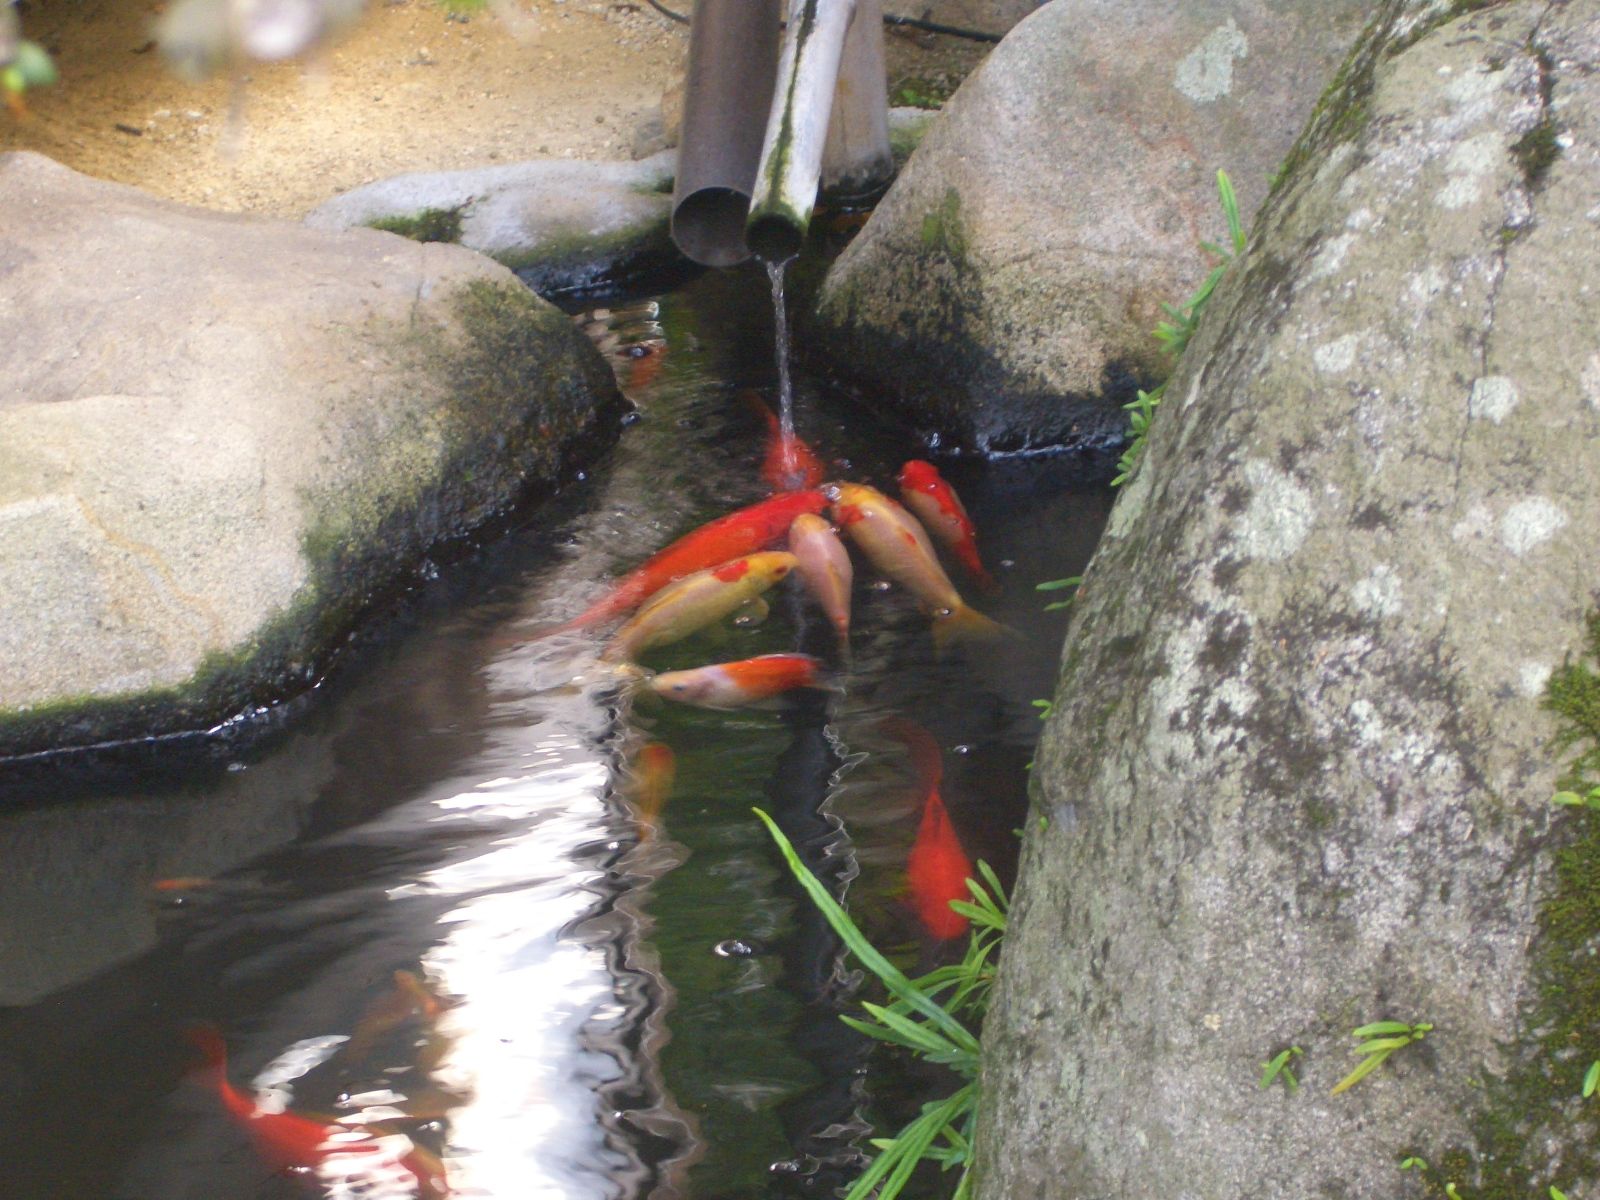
[345,970,448,1063]
[897,460,997,591]
[788,512,853,651]
[746,392,825,492]
[829,483,1005,653]
[881,719,971,941]
[601,551,798,662]
[554,491,825,634]
[647,653,825,709]
[629,742,676,833]
[623,340,667,396]
[185,1025,450,1196]
[151,876,215,892]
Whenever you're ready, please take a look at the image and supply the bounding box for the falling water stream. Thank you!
[0,264,1112,1200]
[766,258,799,487]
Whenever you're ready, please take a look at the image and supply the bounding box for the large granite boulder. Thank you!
[810,0,1375,454]
[0,152,621,762]
[304,151,682,299]
[978,1,1600,1196]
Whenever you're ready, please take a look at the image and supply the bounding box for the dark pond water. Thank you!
[0,264,1111,1200]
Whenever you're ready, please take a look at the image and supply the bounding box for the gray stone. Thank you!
[979,1,1600,1197]
[0,152,621,760]
[304,150,680,298]
[811,0,1375,454]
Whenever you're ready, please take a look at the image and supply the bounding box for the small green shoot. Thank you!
[1114,169,1246,488]
[1444,1184,1463,1200]
[1331,1020,1432,1095]
[1550,1187,1569,1200]
[1400,1157,1428,1172]
[1260,1045,1303,1094]
[1584,1059,1600,1098]
[754,809,1009,1200]
[1036,576,1082,611]
[1031,699,1054,721]
[1554,786,1600,811]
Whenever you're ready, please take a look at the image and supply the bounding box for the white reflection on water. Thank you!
[407,699,637,1198]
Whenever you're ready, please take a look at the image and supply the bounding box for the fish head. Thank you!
[648,670,718,705]
[897,460,939,494]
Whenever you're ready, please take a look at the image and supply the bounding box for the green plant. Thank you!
[1400,1156,1428,1171]
[754,808,1008,1200]
[1584,1059,1600,1098]
[1554,786,1600,811]
[1331,1020,1433,1095]
[1260,1045,1303,1094]
[1031,699,1054,720]
[1113,170,1247,487]
[1036,576,1082,611]
[1550,1187,1569,1200]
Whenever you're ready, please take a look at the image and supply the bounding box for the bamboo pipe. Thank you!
[745,0,857,263]
[821,0,892,198]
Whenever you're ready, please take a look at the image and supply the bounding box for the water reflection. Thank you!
[0,267,1110,1200]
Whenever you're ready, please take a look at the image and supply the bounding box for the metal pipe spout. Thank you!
[669,0,891,269]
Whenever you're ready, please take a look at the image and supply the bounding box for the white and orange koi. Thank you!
[829,483,1005,653]
[600,551,798,662]
[647,653,825,709]
[788,512,853,651]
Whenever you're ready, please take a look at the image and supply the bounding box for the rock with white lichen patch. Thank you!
[981,1,1600,1197]
[808,0,1375,455]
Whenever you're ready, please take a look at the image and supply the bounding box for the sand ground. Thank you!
[2,0,993,218]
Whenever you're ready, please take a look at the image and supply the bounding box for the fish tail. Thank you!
[930,604,1012,657]
[184,1023,229,1072]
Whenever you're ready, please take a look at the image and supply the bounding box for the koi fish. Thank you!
[623,340,667,396]
[881,719,971,941]
[746,392,825,492]
[184,1025,450,1196]
[601,551,798,662]
[630,742,676,833]
[788,512,853,651]
[829,483,1005,653]
[550,491,825,634]
[647,653,825,709]
[345,969,448,1063]
[897,460,997,591]
[151,876,214,892]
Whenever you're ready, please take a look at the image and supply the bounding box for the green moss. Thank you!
[1405,613,1600,1198]
[919,187,968,261]
[1511,113,1560,189]
[365,206,464,244]
[0,279,620,762]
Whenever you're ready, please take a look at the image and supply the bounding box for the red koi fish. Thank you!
[553,491,825,634]
[881,719,971,941]
[788,512,853,652]
[746,392,825,492]
[623,340,667,397]
[897,460,997,591]
[647,653,825,709]
[630,741,676,834]
[600,551,798,662]
[185,1025,450,1196]
[830,482,1005,654]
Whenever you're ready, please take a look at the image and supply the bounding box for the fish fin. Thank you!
[930,604,1014,657]
[184,1023,229,1072]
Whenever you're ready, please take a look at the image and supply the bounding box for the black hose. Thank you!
[640,1,1003,44]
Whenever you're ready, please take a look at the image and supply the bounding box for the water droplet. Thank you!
[952,744,973,756]
[575,471,588,482]
[869,579,892,592]
[1000,558,1015,569]
[713,938,756,958]
[932,606,954,619]
[769,1160,803,1176]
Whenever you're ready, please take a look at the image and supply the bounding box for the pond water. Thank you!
[0,264,1111,1200]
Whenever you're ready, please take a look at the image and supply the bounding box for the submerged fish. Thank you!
[882,719,971,941]
[547,491,824,635]
[601,551,798,661]
[897,460,997,591]
[345,970,448,1063]
[788,512,853,651]
[746,392,825,492]
[648,653,825,709]
[829,482,1004,653]
[185,1025,449,1196]
[630,742,677,833]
